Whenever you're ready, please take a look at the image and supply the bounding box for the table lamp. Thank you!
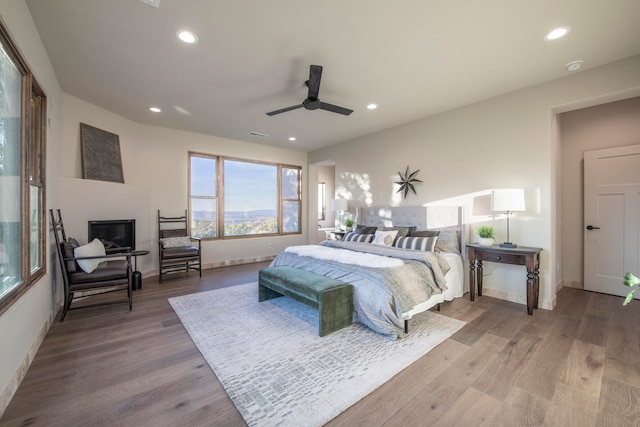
[331,198,348,230]
[491,189,525,248]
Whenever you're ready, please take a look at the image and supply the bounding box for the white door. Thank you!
[584,144,640,297]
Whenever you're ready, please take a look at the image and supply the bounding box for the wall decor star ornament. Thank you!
[395,166,422,198]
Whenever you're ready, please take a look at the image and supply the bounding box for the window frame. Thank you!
[317,182,326,220]
[0,18,47,314]
[188,151,302,239]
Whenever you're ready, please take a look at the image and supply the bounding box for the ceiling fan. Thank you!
[266,65,353,116]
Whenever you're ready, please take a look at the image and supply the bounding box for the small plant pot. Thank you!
[478,237,495,247]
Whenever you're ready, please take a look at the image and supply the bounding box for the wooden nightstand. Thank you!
[466,243,543,315]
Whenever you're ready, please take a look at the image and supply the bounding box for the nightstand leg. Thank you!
[526,270,535,315]
[477,260,483,296]
[468,260,476,301]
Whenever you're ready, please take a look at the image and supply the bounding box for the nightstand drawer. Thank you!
[475,251,525,265]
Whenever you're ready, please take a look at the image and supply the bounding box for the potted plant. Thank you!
[344,218,355,232]
[476,225,495,246]
[623,273,640,305]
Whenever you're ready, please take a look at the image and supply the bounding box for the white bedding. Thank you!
[401,252,464,320]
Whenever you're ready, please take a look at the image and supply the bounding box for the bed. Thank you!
[269,205,467,337]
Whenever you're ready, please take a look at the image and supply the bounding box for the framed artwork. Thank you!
[80,123,124,183]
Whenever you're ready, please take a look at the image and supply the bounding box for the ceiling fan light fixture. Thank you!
[176,30,198,44]
[544,26,571,41]
[367,103,378,110]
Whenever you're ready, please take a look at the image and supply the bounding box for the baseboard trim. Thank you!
[205,255,276,269]
[141,256,276,279]
[0,311,54,417]
[481,287,555,311]
[562,280,584,290]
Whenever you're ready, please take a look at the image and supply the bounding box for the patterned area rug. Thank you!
[168,283,465,427]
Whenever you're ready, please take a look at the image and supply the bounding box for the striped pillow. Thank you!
[394,236,438,251]
[342,232,374,243]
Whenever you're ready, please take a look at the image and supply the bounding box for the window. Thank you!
[0,21,47,311]
[189,153,301,238]
[317,182,326,220]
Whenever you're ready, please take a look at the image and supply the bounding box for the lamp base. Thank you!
[500,242,517,248]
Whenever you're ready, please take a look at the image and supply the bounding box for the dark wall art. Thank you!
[395,166,422,198]
[80,123,124,183]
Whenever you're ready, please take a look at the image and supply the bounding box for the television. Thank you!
[88,219,135,252]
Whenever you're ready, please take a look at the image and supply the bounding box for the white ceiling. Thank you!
[25,0,640,152]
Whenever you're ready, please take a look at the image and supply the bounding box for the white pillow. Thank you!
[74,238,106,273]
[372,229,398,246]
[161,236,193,248]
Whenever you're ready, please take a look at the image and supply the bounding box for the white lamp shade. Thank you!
[331,198,348,212]
[491,189,525,212]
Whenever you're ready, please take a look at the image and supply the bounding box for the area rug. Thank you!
[168,283,465,427]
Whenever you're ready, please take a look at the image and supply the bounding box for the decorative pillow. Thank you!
[383,226,411,245]
[161,236,193,248]
[372,229,399,246]
[394,236,438,252]
[342,232,374,243]
[354,224,377,234]
[63,238,80,273]
[433,228,460,253]
[74,238,106,273]
[410,229,440,237]
[385,226,411,238]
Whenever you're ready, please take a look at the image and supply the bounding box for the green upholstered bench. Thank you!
[258,266,353,337]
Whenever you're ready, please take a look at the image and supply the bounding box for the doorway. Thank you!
[583,144,640,297]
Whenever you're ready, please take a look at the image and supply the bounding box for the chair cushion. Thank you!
[68,260,128,285]
[162,246,199,259]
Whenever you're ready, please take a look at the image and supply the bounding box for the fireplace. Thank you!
[88,219,136,252]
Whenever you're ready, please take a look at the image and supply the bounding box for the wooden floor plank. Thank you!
[2,265,640,426]
[432,387,502,427]
[596,376,640,427]
[559,339,605,396]
[543,383,599,427]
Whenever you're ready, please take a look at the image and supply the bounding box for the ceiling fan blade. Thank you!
[266,104,304,116]
[319,102,353,116]
[306,65,322,99]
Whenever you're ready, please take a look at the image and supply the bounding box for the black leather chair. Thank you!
[158,210,202,283]
[50,209,132,321]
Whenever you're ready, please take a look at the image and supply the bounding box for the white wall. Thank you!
[0,0,64,414]
[60,94,309,276]
[309,55,640,311]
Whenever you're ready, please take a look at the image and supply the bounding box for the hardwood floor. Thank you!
[2,262,640,426]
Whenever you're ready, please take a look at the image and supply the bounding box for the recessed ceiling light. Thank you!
[176,30,198,44]
[149,106,161,113]
[565,60,583,71]
[288,137,297,142]
[367,103,378,110]
[544,27,571,41]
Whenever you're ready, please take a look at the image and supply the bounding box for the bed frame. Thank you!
[357,205,465,255]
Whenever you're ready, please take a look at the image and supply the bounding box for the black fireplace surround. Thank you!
[88,219,135,253]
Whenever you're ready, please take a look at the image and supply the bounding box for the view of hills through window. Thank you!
[190,156,284,238]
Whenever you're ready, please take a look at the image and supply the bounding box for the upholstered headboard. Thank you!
[357,205,465,255]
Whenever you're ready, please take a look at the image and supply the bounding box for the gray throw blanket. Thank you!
[270,241,451,337]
